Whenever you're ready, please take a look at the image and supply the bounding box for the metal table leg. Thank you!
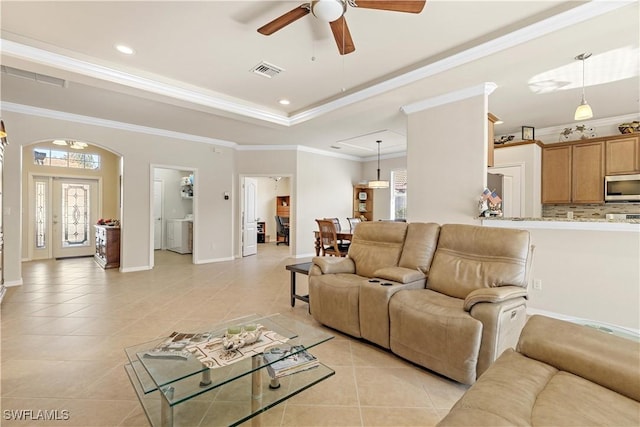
[251,355,262,427]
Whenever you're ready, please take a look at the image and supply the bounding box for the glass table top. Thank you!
[125,313,334,406]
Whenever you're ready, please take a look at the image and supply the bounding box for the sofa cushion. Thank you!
[389,289,482,385]
[532,371,640,426]
[427,224,530,299]
[518,315,640,401]
[348,222,408,278]
[397,222,440,273]
[437,349,558,426]
[308,273,365,337]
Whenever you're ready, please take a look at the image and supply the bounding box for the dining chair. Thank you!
[346,217,361,233]
[315,219,349,257]
[275,215,289,246]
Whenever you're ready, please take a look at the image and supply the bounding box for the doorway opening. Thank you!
[240,175,292,257]
[151,166,196,267]
[24,140,121,263]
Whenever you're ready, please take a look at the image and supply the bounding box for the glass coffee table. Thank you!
[125,314,334,427]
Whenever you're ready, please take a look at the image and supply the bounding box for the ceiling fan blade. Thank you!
[329,16,355,55]
[257,4,310,35]
[351,0,426,13]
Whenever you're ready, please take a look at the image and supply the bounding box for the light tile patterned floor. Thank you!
[1,245,468,426]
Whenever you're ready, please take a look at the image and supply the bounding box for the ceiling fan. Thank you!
[257,0,426,55]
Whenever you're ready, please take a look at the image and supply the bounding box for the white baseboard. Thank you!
[4,279,24,287]
[120,265,152,273]
[526,307,640,336]
[194,257,234,264]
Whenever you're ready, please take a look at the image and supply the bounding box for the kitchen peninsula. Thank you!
[480,216,639,335]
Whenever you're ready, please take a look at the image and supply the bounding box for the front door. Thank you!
[242,177,258,257]
[52,178,99,259]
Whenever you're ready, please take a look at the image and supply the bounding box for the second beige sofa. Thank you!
[309,221,532,385]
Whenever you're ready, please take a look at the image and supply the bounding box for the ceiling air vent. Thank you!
[1,65,68,88]
[250,61,285,79]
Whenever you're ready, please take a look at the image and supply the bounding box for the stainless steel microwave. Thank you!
[605,174,640,202]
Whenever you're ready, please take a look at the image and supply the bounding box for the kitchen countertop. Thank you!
[480,216,640,232]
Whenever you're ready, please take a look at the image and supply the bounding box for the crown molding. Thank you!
[400,82,497,115]
[1,101,366,160]
[1,0,633,128]
[1,101,238,147]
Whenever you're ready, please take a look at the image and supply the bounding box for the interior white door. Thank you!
[52,178,98,258]
[242,177,258,257]
[153,180,163,250]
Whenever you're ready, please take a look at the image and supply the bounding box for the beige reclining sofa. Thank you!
[309,221,532,385]
[438,315,640,426]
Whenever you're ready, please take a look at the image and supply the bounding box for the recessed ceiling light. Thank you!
[278,99,290,105]
[115,44,135,55]
[494,120,504,125]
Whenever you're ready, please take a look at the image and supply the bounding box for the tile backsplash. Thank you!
[543,203,640,219]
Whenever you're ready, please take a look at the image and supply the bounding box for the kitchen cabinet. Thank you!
[605,136,639,175]
[541,141,604,204]
[353,186,374,221]
[572,141,605,203]
[94,225,120,269]
[542,145,572,203]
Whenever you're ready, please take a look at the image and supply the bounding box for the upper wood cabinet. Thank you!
[605,136,639,175]
[572,141,605,203]
[542,145,572,203]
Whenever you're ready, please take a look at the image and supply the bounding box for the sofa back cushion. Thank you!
[518,315,640,402]
[348,222,408,278]
[398,222,441,273]
[427,224,530,299]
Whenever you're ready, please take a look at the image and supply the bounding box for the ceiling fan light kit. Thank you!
[574,52,594,121]
[257,1,426,55]
[312,0,346,22]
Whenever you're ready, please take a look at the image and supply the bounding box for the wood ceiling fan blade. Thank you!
[329,16,355,55]
[351,0,426,14]
[257,4,310,35]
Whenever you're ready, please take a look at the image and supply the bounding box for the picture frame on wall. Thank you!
[522,126,535,141]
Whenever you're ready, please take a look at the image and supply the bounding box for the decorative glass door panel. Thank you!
[52,178,98,259]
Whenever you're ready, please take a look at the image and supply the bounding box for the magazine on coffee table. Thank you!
[144,327,290,369]
[263,343,319,378]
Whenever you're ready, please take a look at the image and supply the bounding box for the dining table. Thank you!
[313,230,353,256]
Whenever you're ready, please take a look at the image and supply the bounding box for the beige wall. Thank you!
[406,94,487,224]
[295,150,362,257]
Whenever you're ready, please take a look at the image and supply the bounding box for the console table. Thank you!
[125,314,334,427]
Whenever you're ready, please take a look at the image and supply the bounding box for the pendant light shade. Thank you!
[574,53,593,121]
[368,140,389,189]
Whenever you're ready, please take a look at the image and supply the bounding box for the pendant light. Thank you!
[574,52,593,121]
[368,140,389,189]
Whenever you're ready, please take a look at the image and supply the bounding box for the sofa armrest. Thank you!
[312,256,355,275]
[464,286,528,312]
[373,266,426,284]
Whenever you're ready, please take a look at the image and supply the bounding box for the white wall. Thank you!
[493,143,542,218]
[406,94,487,224]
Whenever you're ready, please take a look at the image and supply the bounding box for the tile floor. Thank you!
[1,244,468,426]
